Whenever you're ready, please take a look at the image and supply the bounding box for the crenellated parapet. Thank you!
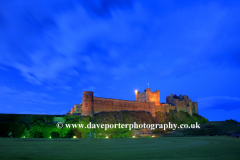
[166,94,198,115]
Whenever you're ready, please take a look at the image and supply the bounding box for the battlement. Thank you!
[68,88,198,117]
[94,97,138,102]
[166,94,197,114]
[136,88,160,105]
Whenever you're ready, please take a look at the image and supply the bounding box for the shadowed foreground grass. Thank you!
[0,136,239,160]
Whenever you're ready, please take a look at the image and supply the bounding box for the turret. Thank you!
[82,91,94,116]
[135,90,138,101]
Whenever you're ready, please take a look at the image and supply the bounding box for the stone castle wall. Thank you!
[80,91,156,116]
[69,88,198,117]
[166,94,198,115]
[155,104,169,113]
[192,102,198,114]
[93,97,152,114]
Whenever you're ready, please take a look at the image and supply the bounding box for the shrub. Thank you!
[51,132,59,138]
[42,127,54,138]
[12,123,26,138]
[30,115,45,124]
[21,129,30,138]
[33,132,44,138]
[74,129,83,138]
[0,122,26,137]
[226,119,238,125]
[122,130,131,137]
[44,115,54,122]
[64,129,75,138]
[0,114,19,122]
[30,120,46,127]
[29,126,43,138]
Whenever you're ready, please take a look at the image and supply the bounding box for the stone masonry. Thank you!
[68,88,198,117]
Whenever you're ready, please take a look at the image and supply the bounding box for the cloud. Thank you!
[0,86,63,105]
[0,0,141,85]
[0,0,133,85]
[79,0,133,17]
[0,0,240,86]
[0,0,80,85]
[197,96,240,111]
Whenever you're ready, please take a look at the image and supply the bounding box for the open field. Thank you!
[0,136,239,160]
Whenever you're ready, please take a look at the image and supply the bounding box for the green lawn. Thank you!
[0,136,239,160]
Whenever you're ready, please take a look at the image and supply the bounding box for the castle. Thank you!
[68,88,198,117]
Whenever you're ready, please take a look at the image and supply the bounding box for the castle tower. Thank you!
[135,88,149,102]
[146,88,151,102]
[151,90,160,105]
[70,108,74,115]
[82,91,94,116]
[147,88,160,105]
[135,88,160,105]
[135,90,138,101]
[192,102,198,114]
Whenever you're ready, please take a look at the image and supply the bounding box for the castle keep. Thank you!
[68,88,198,117]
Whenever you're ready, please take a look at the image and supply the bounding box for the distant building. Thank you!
[67,88,198,117]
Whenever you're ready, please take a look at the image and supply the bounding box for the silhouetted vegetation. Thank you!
[225,119,239,125]
[168,110,209,125]
[50,132,59,138]
[2,112,238,138]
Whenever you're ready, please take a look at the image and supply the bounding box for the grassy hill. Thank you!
[1,111,239,138]
[91,110,208,125]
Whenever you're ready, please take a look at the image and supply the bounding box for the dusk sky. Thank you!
[0,0,240,122]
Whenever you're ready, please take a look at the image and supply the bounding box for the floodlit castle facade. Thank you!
[68,88,198,117]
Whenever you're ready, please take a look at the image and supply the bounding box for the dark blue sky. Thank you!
[1,0,240,121]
